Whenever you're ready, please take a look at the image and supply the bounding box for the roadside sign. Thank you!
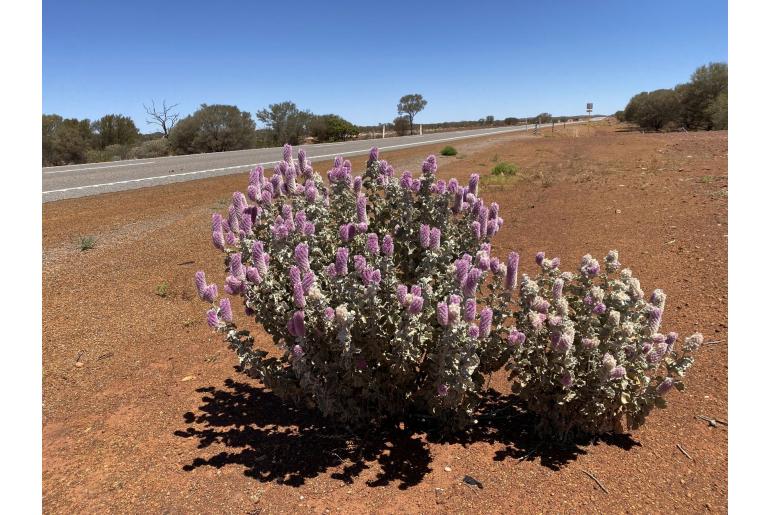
[586,102,593,111]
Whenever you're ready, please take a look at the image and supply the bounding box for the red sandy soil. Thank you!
[42,121,727,514]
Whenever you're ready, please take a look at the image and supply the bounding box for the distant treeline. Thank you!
[42,102,580,166]
[42,102,361,166]
[616,62,727,131]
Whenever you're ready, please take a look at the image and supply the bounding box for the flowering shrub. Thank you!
[194,144,701,437]
[195,145,516,428]
[505,250,702,438]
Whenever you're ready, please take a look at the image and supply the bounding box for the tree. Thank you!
[397,94,427,135]
[677,62,728,130]
[169,104,256,154]
[143,100,179,138]
[503,117,520,126]
[706,91,728,130]
[614,110,625,122]
[485,115,495,125]
[256,101,313,145]
[535,112,552,124]
[42,114,94,166]
[393,115,410,136]
[623,89,681,131]
[91,114,140,149]
[309,114,359,142]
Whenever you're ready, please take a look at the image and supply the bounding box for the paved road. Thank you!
[42,119,601,202]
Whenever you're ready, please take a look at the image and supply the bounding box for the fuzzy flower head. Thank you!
[580,254,601,277]
[683,332,704,352]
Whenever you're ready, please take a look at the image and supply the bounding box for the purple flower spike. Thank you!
[552,278,564,299]
[508,329,526,346]
[657,377,674,396]
[194,271,207,298]
[477,206,489,240]
[396,284,408,306]
[468,324,480,339]
[422,155,437,175]
[245,267,261,284]
[206,308,220,328]
[560,372,574,387]
[212,231,225,250]
[219,298,233,323]
[505,252,519,290]
[419,224,431,249]
[437,384,449,397]
[289,266,301,287]
[665,332,679,351]
[353,254,367,273]
[462,268,482,297]
[297,149,307,174]
[324,307,335,320]
[452,189,464,213]
[293,283,306,308]
[335,247,349,276]
[471,221,482,241]
[647,305,663,333]
[294,243,310,272]
[230,253,245,280]
[479,307,493,338]
[212,213,223,233]
[609,366,626,379]
[292,344,304,359]
[282,144,293,163]
[353,176,363,194]
[429,227,441,250]
[382,235,394,256]
[203,284,218,303]
[301,271,315,293]
[291,310,305,337]
[592,302,607,315]
[408,296,424,315]
[437,302,449,326]
[535,252,545,266]
[468,174,480,195]
[368,147,379,163]
[366,233,380,256]
[463,298,477,322]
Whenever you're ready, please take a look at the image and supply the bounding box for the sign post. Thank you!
[586,102,593,130]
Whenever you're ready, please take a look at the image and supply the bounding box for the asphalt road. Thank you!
[42,119,601,202]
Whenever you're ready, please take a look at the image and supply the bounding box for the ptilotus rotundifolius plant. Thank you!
[505,252,702,438]
[195,144,701,435]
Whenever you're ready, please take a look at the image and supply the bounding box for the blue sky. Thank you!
[43,0,727,132]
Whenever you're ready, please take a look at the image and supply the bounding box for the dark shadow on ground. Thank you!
[175,378,639,488]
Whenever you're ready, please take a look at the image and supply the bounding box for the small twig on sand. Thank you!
[581,469,609,494]
[74,350,84,363]
[676,444,693,461]
[705,340,724,345]
[695,414,728,427]
[518,444,541,463]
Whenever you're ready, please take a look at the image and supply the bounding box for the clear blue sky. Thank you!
[43,0,727,132]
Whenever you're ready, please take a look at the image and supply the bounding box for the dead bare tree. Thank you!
[143,100,179,137]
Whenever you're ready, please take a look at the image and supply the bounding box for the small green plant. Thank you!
[77,235,96,251]
[156,281,171,298]
[439,146,457,156]
[491,162,519,176]
[700,175,715,184]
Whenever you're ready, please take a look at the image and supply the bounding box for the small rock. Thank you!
[444,466,452,472]
[181,375,196,382]
[435,488,447,505]
[75,362,84,368]
[615,209,622,214]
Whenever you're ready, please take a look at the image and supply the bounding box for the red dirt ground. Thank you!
[42,121,728,514]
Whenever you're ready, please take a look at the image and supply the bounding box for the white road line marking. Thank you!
[43,161,156,174]
[42,120,598,195]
